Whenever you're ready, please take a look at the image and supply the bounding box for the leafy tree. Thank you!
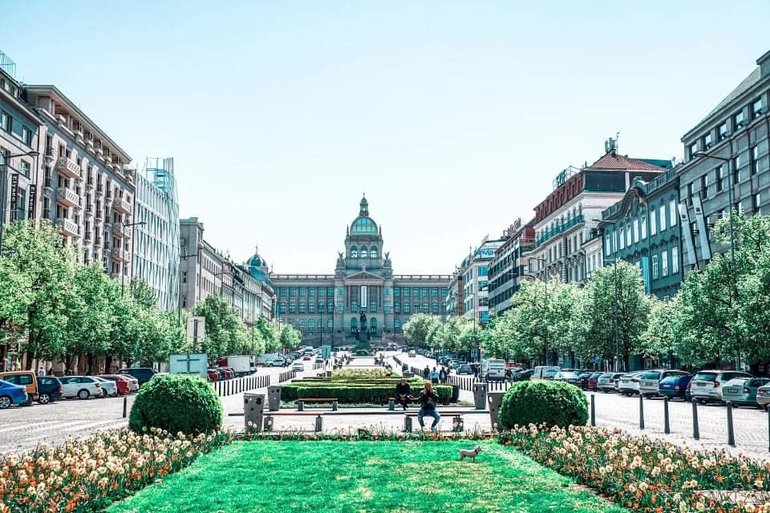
[403,313,440,347]
[279,323,301,350]
[640,296,678,364]
[193,294,245,360]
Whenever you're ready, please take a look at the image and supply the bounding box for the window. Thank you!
[360,247,368,259]
[751,146,760,175]
[652,254,659,279]
[733,110,745,130]
[752,98,764,119]
[370,246,378,258]
[661,250,669,277]
[703,132,713,149]
[687,182,695,202]
[604,234,611,256]
[659,205,666,232]
[369,301,377,312]
[733,156,741,183]
[619,225,625,250]
[20,160,30,178]
[700,175,708,199]
[650,209,657,235]
[754,192,761,211]
[633,219,639,243]
[671,247,679,274]
[718,122,728,141]
[688,142,698,159]
[21,126,31,146]
[641,216,647,239]
[0,111,9,132]
[716,165,724,192]
[350,246,358,258]
[15,187,26,220]
[299,287,306,296]
[669,201,676,228]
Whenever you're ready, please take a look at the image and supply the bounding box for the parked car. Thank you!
[456,364,473,375]
[639,370,691,398]
[597,373,624,392]
[117,368,157,386]
[531,366,561,380]
[554,371,582,386]
[207,369,220,382]
[408,350,416,357]
[690,370,753,403]
[512,369,534,382]
[617,371,645,396]
[291,361,305,372]
[98,375,131,395]
[658,374,694,401]
[94,377,118,397]
[722,377,770,407]
[756,384,770,410]
[315,356,325,364]
[0,370,39,404]
[587,372,603,391]
[59,376,102,399]
[577,372,594,390]
[272,357,288,367]
[36,376,63,404]
[220,367,236,379]
[0,379,28,409]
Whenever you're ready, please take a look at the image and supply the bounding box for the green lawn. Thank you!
[108,441,625,513]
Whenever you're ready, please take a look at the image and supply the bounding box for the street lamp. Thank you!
[120,221,146,296]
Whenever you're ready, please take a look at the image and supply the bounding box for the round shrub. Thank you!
[129,374,223,434]
[498,380,588,429]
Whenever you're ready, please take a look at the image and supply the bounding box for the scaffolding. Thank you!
[0,49,17,79]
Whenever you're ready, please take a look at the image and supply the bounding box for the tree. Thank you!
[640,296,678,365]
[578,260,650,370]
[279,323,301,350]
[193,294,245,360]
[402,313,440,347]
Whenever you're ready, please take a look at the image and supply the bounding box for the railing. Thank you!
[535,214,585,247]
[277,370,297,383]
[56,156,82,179]
[271,274,335,280]
[391,275,453,280]
[213,373,270,397]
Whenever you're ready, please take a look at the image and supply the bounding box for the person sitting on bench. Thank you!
[417,382,441,432]
[395,378,412,410]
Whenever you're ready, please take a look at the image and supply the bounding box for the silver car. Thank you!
[93,377,118,397]
[690,370,752,403]
[597,373,623,392]
[756,384,770,410]
[617,371,644,396]
[638,369,690,398]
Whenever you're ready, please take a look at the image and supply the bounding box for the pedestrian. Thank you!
[439,367,448,384]
[394,377,412,410]
[423,366,430,379]
[430,367,439,384]
[37,367,45,377]
[417,382,441,432]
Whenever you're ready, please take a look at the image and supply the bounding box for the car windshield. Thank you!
[694,372,718,381]
[559,372,578,378]
[640,371,661,380]
[659,376,680,384]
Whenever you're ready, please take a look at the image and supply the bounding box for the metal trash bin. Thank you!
[488,391,505,430]
[268,385,282,411]
[472,382,488,410]
[244,393,265,432]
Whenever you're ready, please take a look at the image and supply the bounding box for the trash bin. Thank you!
[268,385,281,411]
[472,382,487,410]
[450,384,460,403]
[244,393,265,432]
[488,391,505,430]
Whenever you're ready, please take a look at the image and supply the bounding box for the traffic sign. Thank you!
[186,316,206,344]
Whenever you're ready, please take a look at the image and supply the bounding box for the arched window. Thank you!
[350,246,358,258]
[369,317,378,334]
[370,246,378,259]
[308,319,315,329]
[360,246,368,259]
[350,317,358,334]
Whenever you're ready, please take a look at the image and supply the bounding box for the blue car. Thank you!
[0,379,29,409]
[658,374,693,401]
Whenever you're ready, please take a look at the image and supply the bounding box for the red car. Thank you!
[587,372,603,391]
[207,369,220,382]
[98,374,132,395]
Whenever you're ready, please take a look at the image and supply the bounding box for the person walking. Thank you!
[417,382,441,431]
[394,377,412,410]
[439,367,448,384]
[423,366,430,379]
[430,367,439,384]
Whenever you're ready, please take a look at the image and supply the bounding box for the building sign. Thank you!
[9,174,18,221]
[691,196,712,262]
[678,203,696,266]
[28,184,36,219]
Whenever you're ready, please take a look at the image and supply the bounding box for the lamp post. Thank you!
[0,150,40,251]
[120,221,146,296]
[525,255,549,365]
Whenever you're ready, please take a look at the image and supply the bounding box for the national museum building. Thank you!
[270,196,451,346]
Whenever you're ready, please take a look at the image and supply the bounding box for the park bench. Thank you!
[403,411,467,433]
[387,396,418,410]
[263,411,324,432]
[297,397,339,411]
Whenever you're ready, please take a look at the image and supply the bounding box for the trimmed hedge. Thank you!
[282,377,452,404]
[129,374,223,434]
[498,380,588,429]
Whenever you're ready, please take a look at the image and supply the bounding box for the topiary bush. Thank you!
[129,374,223,434]
[498,380,588,429]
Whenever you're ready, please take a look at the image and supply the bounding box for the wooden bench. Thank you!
[297,397,339,411]
[388,396,418,410]
[263,411,324,432]
[403,411,466,433]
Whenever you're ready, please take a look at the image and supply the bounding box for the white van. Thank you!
[481,359,506,381]
[531,366,561,380]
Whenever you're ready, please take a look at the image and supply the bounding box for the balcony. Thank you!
[56,157,82,180]
[111,248,124,262]
[535,214,585,248]
[113,197,131,214]
[112,222,132,238]
[55,218,79,237]
[56,187,81,209]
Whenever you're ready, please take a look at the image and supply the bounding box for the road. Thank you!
[0,361,319,454]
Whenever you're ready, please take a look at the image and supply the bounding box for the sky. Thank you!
[1,1,768,274]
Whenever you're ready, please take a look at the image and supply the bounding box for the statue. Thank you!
[337,251,344,266]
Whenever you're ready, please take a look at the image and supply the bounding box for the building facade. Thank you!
[24,84,135,281]
[271,196,450,346]
[0,50,42,250]
[529,143,668,283]
[458,236,505,324]
[600,168,683,299]
[133,158,180,310]
[488,219,535,316]
[179,217,225,311]
[677,50,770,271]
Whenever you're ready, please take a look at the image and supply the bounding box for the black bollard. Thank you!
[692,399,700,440]
[639,394,645,430]
[590,394,596,427]
[123,394,128,418]
[664,397,670,434]
[726,402,736,447]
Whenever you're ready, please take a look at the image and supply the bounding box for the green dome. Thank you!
[351,216,378,235]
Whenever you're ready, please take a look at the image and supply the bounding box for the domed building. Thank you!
[270,196,451,347]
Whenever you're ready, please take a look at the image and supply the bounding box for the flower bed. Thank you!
[0,428,232,513]
[499,424,770,513]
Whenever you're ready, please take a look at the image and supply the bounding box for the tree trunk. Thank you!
[87,353,95,375]
[104,355,113,374]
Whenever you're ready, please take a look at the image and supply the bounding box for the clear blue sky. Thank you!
[2,1,768,273]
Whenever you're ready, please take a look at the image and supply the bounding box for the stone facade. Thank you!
[271,196,450,346]
[488,219,535,316]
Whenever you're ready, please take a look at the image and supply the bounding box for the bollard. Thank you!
[664,397,670,434]
[639,394,645,430]
[315,415,323,432]
[388,398,395,411]
[590,394,596,427]
[692,399,700,440]
[405,416,413,433]
[122,395,128,418]
[726,402,736,447]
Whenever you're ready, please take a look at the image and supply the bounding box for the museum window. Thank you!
[752,98,764,119]
[370,246,378,258]
[370,301,377,312]
[350,246,358,258]
[308,303,315,313]
[360,246,368,259]
[309,287,315,297]
[395,303,401,313]
[432,301,439,313]
[403,303,410,313]
[351,301,358,312]
[751,146,760,175]
[733,155,741,183]
[350,318,357,334]
[652,255,659,279]
[327,301,333,312]
[671,246,679,275]
[299,303,305,314]
[394,287,400,297]
[650,209,657,235]
[403,288,410,297]
[658,205,666,232]
[299,287,306,296]
[641,216,647,239]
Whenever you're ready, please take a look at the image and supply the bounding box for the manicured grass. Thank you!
[109,441,625,513]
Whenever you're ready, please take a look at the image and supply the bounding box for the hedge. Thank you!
[282,379,452,404]
[498,380,588,429]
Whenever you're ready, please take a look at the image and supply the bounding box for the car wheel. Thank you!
[0,396,11,409]
[38,393,51,405]
[77,389,90,400]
